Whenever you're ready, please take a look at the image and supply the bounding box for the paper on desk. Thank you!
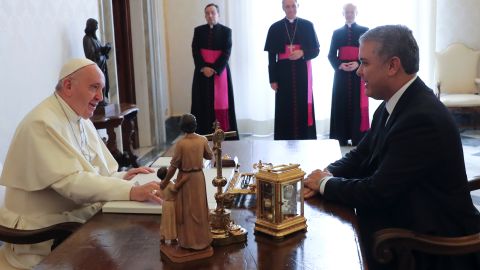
[150,157,212,168]
[102,158,234,214]
[150,157,172,168]
[102,167,164,214]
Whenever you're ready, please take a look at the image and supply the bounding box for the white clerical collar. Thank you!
[209,23,217,29]
[346,22,354,28]
[54,93,82,123]
[385,75,417,115]
[286,17,296,23]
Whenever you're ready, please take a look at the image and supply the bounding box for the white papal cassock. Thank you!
[0,94,134,269]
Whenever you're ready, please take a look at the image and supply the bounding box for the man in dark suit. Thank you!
[304,25,480,269]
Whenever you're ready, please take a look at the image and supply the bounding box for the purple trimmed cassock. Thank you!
[264,17,320,140]
[191,23,238,139]
[328,23,369,146]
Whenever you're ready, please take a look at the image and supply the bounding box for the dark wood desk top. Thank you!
[35,140,367,270]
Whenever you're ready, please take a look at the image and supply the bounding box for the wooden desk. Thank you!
[35,140,367,270]
[91,103,139,168]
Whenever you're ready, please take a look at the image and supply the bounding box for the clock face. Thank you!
[281,182,300,220]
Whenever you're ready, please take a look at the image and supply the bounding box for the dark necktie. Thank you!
[380,107,390,128]
[368,107,390,167]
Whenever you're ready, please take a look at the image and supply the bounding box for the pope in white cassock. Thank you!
[0,58,163,269]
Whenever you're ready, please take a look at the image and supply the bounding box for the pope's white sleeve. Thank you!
[50,171,133,204]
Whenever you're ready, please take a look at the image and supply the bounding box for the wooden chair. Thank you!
[373,177,480,269]
[436,43,480,129]
[0,222,81,250]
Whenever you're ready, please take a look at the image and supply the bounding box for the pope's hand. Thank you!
[123,166,155,180]
[130,181,163,204]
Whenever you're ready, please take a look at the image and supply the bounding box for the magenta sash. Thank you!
[200,48,230,131]
[339,46,369,131]
[278,44,314,126]
[338,46,359,61]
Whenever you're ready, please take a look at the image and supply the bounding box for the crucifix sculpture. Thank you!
[205,120,247,246]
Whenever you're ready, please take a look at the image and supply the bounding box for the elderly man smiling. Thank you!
[0,58,162,269]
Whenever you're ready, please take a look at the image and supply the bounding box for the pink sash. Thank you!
[200,48,230,131]
[278,44,314,126]
[338,46,359,61]
[339,46,369,131]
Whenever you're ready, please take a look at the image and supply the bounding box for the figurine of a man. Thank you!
[83,18,112,104]
[160,114,213,251]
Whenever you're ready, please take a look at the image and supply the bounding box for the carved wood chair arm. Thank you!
[0,222,82,245]
[373,228,480,268]
[468,176,480,191]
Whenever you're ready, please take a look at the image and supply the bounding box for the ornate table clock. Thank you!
[254,163,307,238]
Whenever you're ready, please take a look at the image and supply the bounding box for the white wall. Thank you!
[0,0,99,164]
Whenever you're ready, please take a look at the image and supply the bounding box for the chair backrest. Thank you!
[435,43,480,95]
[373,177,480,270]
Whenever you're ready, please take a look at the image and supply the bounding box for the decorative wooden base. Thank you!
[211,225,248,246]
[210,209,248,246]
[254,227,307,244]
[254,216,307,238]
[160,243,213,263]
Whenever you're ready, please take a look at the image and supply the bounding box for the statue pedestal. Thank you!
[160,244,213,263]
[94,103,116,116]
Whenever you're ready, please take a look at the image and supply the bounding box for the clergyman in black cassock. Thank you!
[191,4,238,138]
[328,4,369,146]
[264,0,319,140]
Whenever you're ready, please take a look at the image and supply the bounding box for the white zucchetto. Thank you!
[58,58,96,80]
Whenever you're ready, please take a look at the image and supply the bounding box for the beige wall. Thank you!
[130,0,153,146]
[436,0,480,51]
[163,0,226,116]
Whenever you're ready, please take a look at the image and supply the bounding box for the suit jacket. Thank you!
[325,77,480,269]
